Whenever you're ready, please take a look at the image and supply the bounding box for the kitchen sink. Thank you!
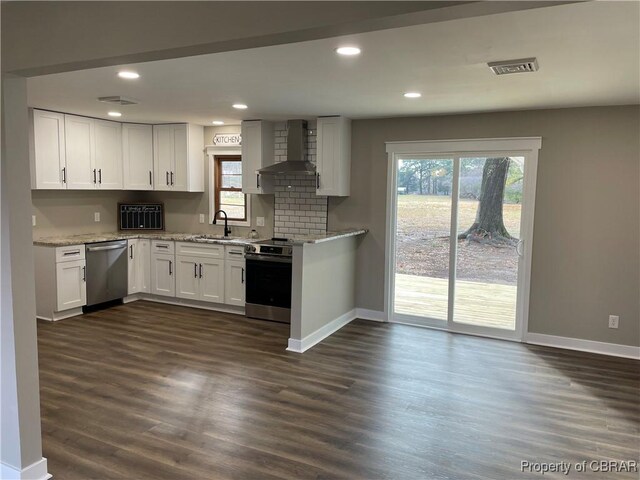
[191,234,244,241]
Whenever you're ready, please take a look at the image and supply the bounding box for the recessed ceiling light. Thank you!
[336,46,361,56]
[108,111,122,117]
[212,121,225,125]
[118,71,140,79]
[232,104,248,110]
[404,92,422,98]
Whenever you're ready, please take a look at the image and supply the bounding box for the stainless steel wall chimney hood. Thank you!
[258,120,316,175]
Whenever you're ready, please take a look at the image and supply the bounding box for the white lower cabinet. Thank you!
[175,254,225,303]
[200,258,225,303]
[34,244,86,321]
[128,239,150,295]
[224,260,245,306]
[151,253,175,297]
[55,259,87,311]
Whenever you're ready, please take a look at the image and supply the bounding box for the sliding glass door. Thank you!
[388,139,539,340]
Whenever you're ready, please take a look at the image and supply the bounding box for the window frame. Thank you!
[208,149,251,227]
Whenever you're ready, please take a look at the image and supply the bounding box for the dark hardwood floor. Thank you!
[37,301,639,479]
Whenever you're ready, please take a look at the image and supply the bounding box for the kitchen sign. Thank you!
[213,133,242,146]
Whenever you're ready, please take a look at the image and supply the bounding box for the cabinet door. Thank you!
[224,260,245,306]
[175,255,200,300]
[150,253,175,297]
[171,125,188,191]
[56,259,86,311]
[64,114,95,189]
[123,124,154,190]
[138,240,151,293]
[93,119,123,189]
[32,110,66,189]
[127,239,138,295]
[316,116,351,196]
[153,125,174,191]
[241,120,262,194]
[200,258,225,303]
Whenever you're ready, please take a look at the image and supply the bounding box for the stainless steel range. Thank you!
[244,238,293,323]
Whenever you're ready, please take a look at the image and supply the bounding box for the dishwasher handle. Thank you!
[86,243,127,252]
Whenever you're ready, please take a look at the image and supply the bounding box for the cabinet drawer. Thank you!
[151,240,175,254]
[176,242,223,259]
[225,245,246,260]
[55,245,85,263]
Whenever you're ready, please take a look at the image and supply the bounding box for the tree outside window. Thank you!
[215,156,247,222]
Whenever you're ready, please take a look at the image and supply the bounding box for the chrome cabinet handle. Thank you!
[63,250,80,256]
[62,167,66,183]
[93,169,97,184]
[194,263,198,278]
[166,171,169,185]
[170,171,174,185]
[228,251,243,256]
[199,263,203,278]
[98,169,102,184]
[82,266,86,282]
[169,260,172,276]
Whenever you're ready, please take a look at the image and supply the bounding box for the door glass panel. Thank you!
[454,157,524,330]
[394,158,454,320]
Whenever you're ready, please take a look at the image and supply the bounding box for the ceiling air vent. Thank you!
[488,58,538,75]
[97,96,139,105]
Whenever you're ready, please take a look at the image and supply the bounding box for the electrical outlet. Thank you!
[32,215,36,227]
[256,216,265,227]
[608,315,619,329]
[94,212,100,222]
[199,214,205,224]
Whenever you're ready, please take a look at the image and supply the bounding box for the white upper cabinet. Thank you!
[93,119,123,189]
[241,120,275,194]
[153,124,204,192]
[30,109,66,189]
[316,116,351,196]
[122,124,154,190]
[64,114,95,189]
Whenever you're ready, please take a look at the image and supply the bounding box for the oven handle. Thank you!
[245,253,292,264]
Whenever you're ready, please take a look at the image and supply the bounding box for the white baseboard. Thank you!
[287,309,356,353]
[355,308,387,322]
[526,333,640,359]
[36,307,83,322]
[1,458,51,480]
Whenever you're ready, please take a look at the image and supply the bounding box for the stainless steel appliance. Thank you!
[85,240,128,306]
[244,238,293,323]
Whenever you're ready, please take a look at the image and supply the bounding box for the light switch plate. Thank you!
[256,216,265,227]
[94,212,100,222]
[199,214,205,224]
[32,215,36,227]
[608,315,619,329]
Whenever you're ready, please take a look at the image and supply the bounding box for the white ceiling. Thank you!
[27,1,639,126]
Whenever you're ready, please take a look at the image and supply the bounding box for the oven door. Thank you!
[245,254,292,323]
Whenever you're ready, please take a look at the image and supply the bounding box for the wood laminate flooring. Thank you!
[38,301,639,480]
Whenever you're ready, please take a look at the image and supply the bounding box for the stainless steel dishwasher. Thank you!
[85,240,128,306]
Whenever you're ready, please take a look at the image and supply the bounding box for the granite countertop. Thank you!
[33,232,261,247]
[289,229,368,245]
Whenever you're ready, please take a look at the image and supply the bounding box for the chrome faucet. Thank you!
[212,210,232,237]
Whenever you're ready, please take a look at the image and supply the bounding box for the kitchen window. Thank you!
[214,155,249,224]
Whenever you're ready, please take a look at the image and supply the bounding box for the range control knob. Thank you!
[245,245,256,253]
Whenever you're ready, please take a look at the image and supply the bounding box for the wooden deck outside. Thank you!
[394,274,516,330]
